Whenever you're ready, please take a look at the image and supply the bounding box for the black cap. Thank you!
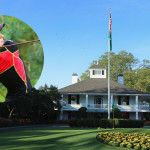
[0,23,5,31]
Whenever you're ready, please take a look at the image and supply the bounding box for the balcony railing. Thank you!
[63,104,86,109]
[116,105,136,111]
[63,104,108,110]
[87,104,108,109]
[138,105,150,111]
[62,103,150,112]
[115,104,150,112]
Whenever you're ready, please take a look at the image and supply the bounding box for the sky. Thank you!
[1,0,150,89]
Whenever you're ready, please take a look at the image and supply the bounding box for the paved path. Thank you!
[0,124,70,133]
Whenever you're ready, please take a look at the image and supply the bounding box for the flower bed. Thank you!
[96,132,150,150]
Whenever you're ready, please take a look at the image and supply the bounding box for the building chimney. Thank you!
[118,74,124,85]
[72,73,78,84]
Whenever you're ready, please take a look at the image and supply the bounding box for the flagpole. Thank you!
[108,8,111,119]
[113,105,114,128]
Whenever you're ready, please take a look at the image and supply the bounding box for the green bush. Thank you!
[0,117,18,127]
[69,119,144,128]
[77,107,87,119]
[104,139,110,144]
[112,142,120,147]
[114,108,122,118]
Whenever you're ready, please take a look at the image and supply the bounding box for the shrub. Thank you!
[144,121,150,126]
[141,146,149,150]
[126,143,133,148]
[114,108,122,118]
[104,139,110,144]
[0,117,18,127]
[77,107,87,119]
[134,145,141,150]
[69,119,144,128]
[112,142,120,147]
[108,141,113,146]
[48,120,69,124]
[120,143,126,147]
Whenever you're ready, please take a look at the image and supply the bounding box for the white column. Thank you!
[111,95,113,111]
[145,99,147,107]
[136,95,138,120]
[60,94,63,120]
[86,94,88,108]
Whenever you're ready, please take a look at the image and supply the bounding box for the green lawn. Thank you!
[0,127,150,150]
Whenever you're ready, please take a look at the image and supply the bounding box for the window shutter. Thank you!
[127,96,129,105]
[118,96,121,105]
[77,95,79,104]
[102,70,104,75]
[68,95,71,104]
[93,70,95,75]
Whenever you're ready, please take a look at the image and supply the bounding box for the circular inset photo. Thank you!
[0,15,44,102]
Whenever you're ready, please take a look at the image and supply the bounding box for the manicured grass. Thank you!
[0,127,150,150]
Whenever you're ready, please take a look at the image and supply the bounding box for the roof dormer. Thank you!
[89,65,106,78]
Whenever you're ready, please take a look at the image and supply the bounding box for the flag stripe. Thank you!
[109,14,112,51]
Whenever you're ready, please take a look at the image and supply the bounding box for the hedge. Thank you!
[68,119,144,128]
[0,117,19,127]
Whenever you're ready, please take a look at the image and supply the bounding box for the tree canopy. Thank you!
[80,50,150,93]
[0,84,61,121]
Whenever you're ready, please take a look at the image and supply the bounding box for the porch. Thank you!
[63,103,150,112]
[59,94,150,120]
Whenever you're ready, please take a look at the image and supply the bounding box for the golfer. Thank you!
[0,23,32,102]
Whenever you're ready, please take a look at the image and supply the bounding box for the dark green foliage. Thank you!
[77,107,87,119]
[0,117,18,127]
[68,119,144,128]
[80,50,150,93]
[104,139,110,144]
[0,85,61,124]
[113,108,122,118]
[80,51,138,82]
[69,119,100,128]
[0,103,9,118]
[112,142,120,147]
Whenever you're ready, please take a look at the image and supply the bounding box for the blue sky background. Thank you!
[1,0,150,89]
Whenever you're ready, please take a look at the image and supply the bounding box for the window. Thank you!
[118,96,129,105]
[93,70,101,75]
[102,70,104,75]
[94,96,103,104]
[142,100,146,106]
[71,95,76,104]
[139,97,150,107]
[141,100,150,107]
[68,95,79,104]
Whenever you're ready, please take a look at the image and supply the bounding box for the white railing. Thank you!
[138,105,150,111]
[87,104,108,109]
[116,104,150,112]
[116,104,136,111]
[63,103,150,112]
[63,104,86,109]
[63,104,108,110]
